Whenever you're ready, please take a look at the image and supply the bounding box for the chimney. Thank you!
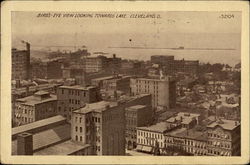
[26,42,31,80]
[113,54,116,59]
[17,132,33,155]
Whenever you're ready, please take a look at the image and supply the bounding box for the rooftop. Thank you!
[171,128,208,141]
[16,92,57,106]
[12,123,71,155]
[207,119,240,130]
[74,101,118,114]
[59,85,95,90]
[92,74,131,81]
[166,112,200,124]
[127,105,147,110]
[34,140,90,155]
[137,122,175,133]
[12,115,66,137]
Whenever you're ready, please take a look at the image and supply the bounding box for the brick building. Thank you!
[130,77,176,110]
[72,101,125,155]
[12,42,30,80]
[91,74,131,95]
[13,91,57,127]
[56,85,101,122]
[125,105,153,149]
[12,115,92,155]
[206,119,241,156]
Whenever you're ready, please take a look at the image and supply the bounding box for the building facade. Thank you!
[125,105,153,149]
[72,101,125,155]
[12,42,30,80]
[56,85,101,122]
[206,119,241,156]
[13,91,57,126]
[130,77,176,110]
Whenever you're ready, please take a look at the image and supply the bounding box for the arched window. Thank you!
[75,135,78,141]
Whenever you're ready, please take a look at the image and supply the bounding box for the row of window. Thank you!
[138,138,164,148]
[208,132,230,139]
[69,99,80,105]
[138,131,163,140]
[207,141,231,149]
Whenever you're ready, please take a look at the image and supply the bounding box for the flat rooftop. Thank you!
[127,105,147,110]
[74,101,118,114]
[34,140,90,155]
[12,123,71,155]
[137,122,174,133]
[12,115,66,137]
[207,119,240,130]
[170,128,207,141]
[166,112,200,124]
[59,85,95,90]
[92,75,131,81]
[16,93,57,106]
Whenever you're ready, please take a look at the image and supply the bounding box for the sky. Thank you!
[12,11,241,66]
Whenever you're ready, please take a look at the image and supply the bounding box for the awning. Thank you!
[220,151,224,156]
[136,145,143,151]
[142,146,152,152]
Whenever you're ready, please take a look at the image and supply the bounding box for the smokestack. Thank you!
[23,41,31,80]
[17,132,33,155]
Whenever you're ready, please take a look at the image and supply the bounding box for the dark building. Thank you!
[125,105,153,149]
[56,85,101,122]
[12,42,30,80]
[150,55,199,75]
[151,55,174,67]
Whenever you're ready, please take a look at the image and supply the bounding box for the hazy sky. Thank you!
[12,11,241,65]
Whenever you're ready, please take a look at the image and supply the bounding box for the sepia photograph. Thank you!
[1,1,249,164]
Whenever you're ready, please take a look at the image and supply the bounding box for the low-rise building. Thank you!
[166,112,201,129]
[91,74,131,95]
[206,119,241,156]
[12,115,92,155]
[165,128,207,156]
[13,91,57,126]
[136,122,178,153]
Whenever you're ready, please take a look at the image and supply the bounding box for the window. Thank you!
[62,89,64,94]
[79,117,82,123]
[80,127,82,133]
[75,135,78,141]
[80,136,82,141]
[75,126,78,132]
[97,118,100,123]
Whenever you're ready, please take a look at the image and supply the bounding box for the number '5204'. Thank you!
[219,14,234,19]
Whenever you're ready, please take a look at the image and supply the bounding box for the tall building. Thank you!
[125,105,153,149]
[150,55,199,75]
[12,42,30,80]
[206,119,241,156]
[167,59,199,75]
[130,77,176,110]
[72,101,125,155]
[83,56,108,73]
[13,91,57,126]
[56,85,101,122]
